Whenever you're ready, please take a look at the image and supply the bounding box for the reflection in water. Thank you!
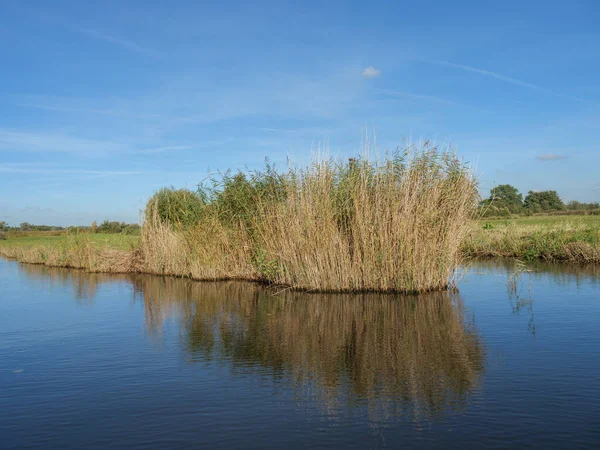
[19,263,485,419]
[135,278,484,419]
[472,258,600,288]
[17,264,122,304]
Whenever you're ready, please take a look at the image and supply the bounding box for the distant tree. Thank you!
[524,190,565,212]
[567,201,600,211]
[480,184,523,216]
[490,184,523,206]
[0,221,7,232]
[19,222,32,231]
[91,221,98,233]
[96,220,138,234]
[122,224,141,235]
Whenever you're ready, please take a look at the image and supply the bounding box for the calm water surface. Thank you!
[1,258,599,449]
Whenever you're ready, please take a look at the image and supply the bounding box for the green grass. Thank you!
[0,233,139,251]
[483,215,600,227]
[467,214,600,263]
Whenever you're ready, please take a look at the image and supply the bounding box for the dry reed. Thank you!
[141,144,477,293]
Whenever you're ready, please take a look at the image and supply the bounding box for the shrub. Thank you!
[146,188,205,230]
[122,224,141,235]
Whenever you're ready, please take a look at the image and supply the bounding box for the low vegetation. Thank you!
[2,147,599,286]
[0,234,141,272]
[466,216,600,263]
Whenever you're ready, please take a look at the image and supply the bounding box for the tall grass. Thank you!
[142,143,477,293]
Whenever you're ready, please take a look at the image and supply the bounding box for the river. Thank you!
[1,258,599,449]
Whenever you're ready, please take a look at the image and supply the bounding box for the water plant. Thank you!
[141,143,478,293]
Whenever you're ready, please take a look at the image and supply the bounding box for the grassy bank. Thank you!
[2,209,599,280]
[465,216,600,263]
[4,151,597,288]
[0,234,141,272]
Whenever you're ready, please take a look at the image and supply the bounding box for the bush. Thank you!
[122,224,141,235]
[0,230,6,240]
[146,188,205,230]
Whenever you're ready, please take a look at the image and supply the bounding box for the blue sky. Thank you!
[1,0,599,226]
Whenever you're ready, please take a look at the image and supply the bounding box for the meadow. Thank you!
[0,234,139,251]
[466,215,600,263]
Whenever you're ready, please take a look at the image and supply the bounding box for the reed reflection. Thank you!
[17,264,123,304]
[133,276,485,417]
[16,263,485,418]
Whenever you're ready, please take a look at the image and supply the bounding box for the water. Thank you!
[1,258,599,449]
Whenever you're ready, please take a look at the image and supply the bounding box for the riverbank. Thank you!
[0,234,142,274]
[2,215,599,287]
[465,216,600,263]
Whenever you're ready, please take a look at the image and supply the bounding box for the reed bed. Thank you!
[141,144,477,293]
[1,144,478,292]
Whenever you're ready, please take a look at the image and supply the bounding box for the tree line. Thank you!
[480,184,599,217]
[0,220,140,235]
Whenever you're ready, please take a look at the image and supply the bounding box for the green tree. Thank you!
[480,184,523,216]
[523,190,565,212]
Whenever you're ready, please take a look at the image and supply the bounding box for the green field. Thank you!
[480,215,600,227]
[0,233,139,251]
[465,214,600,263]
[483,214,600,227]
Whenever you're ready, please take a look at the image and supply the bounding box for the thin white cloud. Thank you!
[136,145,192,154]
[362,66,381,78]
[536,154,568,161]
[0,166,140,175]
[73,27,161,58]
[0,129,131,155]
[427,60,593,104]
[379,89,461,106]
[258,127,299,133]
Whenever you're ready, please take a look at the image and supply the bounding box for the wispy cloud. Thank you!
[73,27,161,58]
[0,129,131,156]
[362,66,381,78]
[0,166,140,176]
[536,154,568,161]
[379,89,462,106]
[136,145,192,154]
[427,60,593,104]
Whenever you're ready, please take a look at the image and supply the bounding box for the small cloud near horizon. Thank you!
[536,154,568,161]
[362,66,381,78]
